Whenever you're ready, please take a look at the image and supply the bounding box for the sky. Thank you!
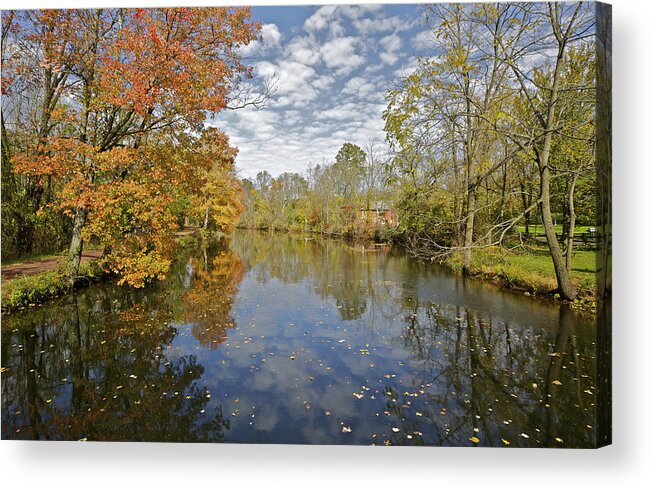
[208,4,431,180]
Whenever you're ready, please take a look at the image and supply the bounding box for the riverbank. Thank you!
[1,231,200,314]
[2,228,597,314]
[1,260,107,313]
[441,245,597,311]
[241,227,597,310]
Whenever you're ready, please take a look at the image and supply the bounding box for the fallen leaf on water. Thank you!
[470,436,480,444]
[392,427,400,433]
[552,380,562,386]
[341,425,352,433]
[555,437,564,443]
[325,410,331,416]
[520,433,530,439]
[502,439,510,446]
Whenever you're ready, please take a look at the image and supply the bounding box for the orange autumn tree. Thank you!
[11,7,260,286]
[188,128,245,232]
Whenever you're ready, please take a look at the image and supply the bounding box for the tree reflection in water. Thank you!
[2,231,598,446]
[184,240,245,349]
[1,247,234,441]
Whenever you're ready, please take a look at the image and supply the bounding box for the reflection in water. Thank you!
[184,241,245,349]
[2,231,596,446]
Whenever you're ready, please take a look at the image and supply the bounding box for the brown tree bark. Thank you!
[67,205,87,283]
[565,173,578,273]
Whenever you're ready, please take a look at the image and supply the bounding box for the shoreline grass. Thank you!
[1,260,106,313]
[442,245,597,311]
[1,231,201,314]
[2,230,596,315]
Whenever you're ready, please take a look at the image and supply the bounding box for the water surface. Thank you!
[1,230,597,446]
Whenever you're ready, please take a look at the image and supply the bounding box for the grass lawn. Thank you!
[446,245,596,298]
[514,224,595,235]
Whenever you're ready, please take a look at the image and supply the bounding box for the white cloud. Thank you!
[380,33,403,53]
[320,36,365,75]
[353,15,414,36]
[393,56,420,77]
[304,5,338,32]
[212,5,422,179]
[312,74,335,91]
[255,60,279,79]
[260,24,282,49]
[342,76,377,98]
[380,52,399,66]
[412,30,433,51]
[286,35,321,65]
[274,60,317,95]
[305,4,384,33]
[378,34,404,65]
[239,23,282,57]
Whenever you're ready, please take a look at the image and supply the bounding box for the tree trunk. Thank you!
[565,174,578,273]
[463,185,476,272]
[462,70,475,273]
[67,205,87,284]
[536,29,576,300]
[539,167,575,299]
[203,207,210,230]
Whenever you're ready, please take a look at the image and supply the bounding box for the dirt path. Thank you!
[1,228,200,281]
[1,249,105,281]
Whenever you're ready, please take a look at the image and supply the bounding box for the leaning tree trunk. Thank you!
[67,205,87,285]
[539,165,576,300]
[565,174,578,273]
[536,27,577,300]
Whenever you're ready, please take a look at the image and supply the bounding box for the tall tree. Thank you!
[9,7,260,284]
[493,2,594,299]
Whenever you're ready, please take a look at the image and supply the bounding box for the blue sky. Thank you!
[209,4,430,179]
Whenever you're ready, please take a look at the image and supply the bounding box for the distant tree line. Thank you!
[241,2,598,301]
[239,141,393,238]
